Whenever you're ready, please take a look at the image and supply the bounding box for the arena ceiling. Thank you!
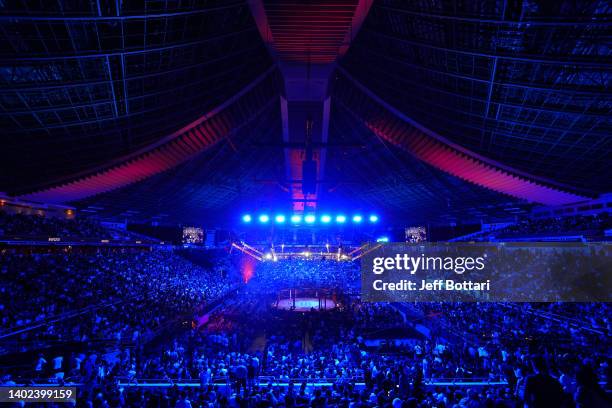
[1,0,609,224]
[341,0,611,193]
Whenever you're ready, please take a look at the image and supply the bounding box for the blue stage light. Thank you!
[242,214,252,223]
[321,214,332,223]
[258,214,270,223]
[275,214,286,223]
[369,215,379,223]
[304,214,316,224]
[352,215,363,223]
[290,214,302,224]
[376,236,389,243]
[336,215,346,223]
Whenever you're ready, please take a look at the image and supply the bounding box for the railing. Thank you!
[501,303,606,335]
[7,375,513,388]
[113,376,509,388]
[0,284,239,356]
[0,298,122,340]
[0,235,163,246]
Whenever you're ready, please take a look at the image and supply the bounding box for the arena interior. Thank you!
[0,1,611,407]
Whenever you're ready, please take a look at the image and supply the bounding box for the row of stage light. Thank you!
[241,213,379,225]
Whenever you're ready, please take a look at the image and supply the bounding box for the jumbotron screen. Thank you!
[182,227,203,244]
[405,226,427,243]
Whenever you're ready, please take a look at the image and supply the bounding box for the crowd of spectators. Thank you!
[498,214,611,236]
[0,212,129,239]
[0,248,238,355]
[250,258,360,293]
[0,212,609,407]
[457,213,610,241]
[17,290,605,408]
[2,263,605,408]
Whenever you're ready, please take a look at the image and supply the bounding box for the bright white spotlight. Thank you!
[304,214,316,224]
[275,214,286,223]
[352,215,363,223]
[336,215,346,223]
[264,253,273,260]
[321,214,332,223]
[242,214,252,223]
[258,214,270,223]
[290,215,302,223]
[369,214,379,223]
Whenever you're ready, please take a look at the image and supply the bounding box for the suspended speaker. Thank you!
[302,160,317,195]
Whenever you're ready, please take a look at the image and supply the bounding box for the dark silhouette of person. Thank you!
[574,364,611,408]
[524,355,566,408]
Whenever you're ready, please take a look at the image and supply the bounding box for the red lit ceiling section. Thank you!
[263,1,360,64]
[335,69,589,206]
[18,68,279,204]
